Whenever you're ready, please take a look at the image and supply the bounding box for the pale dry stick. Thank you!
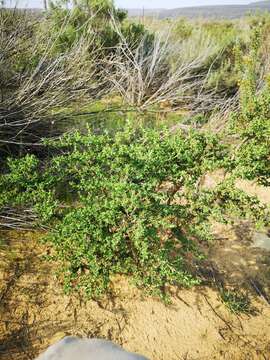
[0,9,112,148]
[105,16,225,114]
[0,207,40,230]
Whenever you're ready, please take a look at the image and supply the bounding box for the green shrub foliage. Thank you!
[231,24,270,186]
[0,127,268,297]
[46,0,153,54]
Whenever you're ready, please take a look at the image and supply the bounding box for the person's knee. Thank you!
[35,337,149,360]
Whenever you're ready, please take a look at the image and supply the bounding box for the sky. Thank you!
[116,0,260,9]
[9,0,262,9]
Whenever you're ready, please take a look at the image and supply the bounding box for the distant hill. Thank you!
[127,1,270,19]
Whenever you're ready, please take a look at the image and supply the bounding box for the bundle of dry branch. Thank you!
[0,9,108,155]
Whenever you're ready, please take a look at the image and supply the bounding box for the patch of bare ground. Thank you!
[202,221,270,297]
[0,230,270,360]
[198,170,270,305]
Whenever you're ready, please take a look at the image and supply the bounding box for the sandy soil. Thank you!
[0,229,270,360]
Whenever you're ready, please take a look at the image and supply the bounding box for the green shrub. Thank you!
[173,18,193,40]
[231,24,270,186]
[45,0,152,55]
[220,289,253,314]
[0,126,268,298]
